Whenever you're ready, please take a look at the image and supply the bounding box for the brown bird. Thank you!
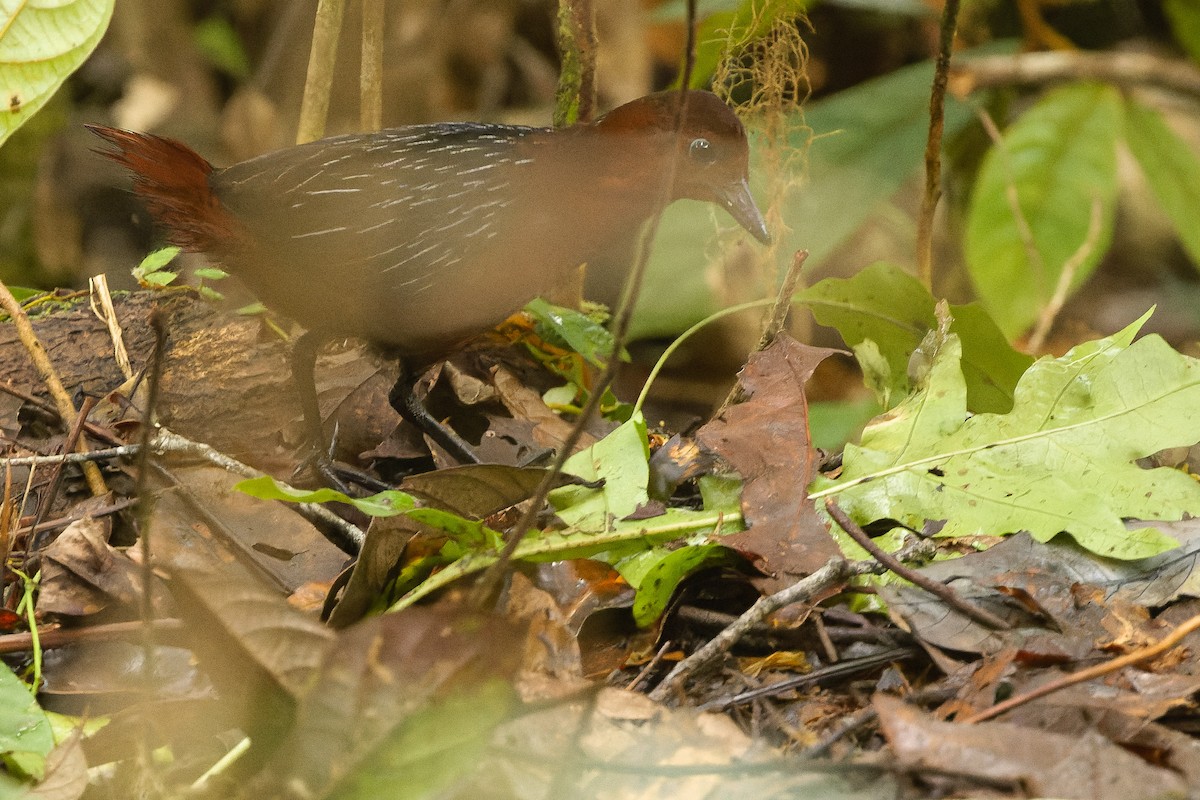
[90,90,769,476]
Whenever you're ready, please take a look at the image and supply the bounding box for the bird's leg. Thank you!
[290,329,347,490]
[290,330,389,493]
[388,362,482,465]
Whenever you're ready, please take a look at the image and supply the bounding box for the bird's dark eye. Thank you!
[688,137,717,164]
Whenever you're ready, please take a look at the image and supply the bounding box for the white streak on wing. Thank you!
[462,223,490,239]
[456,163,496,176]
[359,219,396,233]
[306,187,361,195]
[291,225,349,239]
[374,194,415,209]
[288,169,327,191]
[381,242,440,273]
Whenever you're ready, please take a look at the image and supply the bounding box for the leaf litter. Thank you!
[10,284,1200,799]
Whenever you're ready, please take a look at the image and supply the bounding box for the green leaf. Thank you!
[137,246,180,273]
[524,297,620,367]
[0,0,114,146]
[390,506,743,612]
[193,15,250,80]
[236,301,267,315]
[802,262,1033,413]
[194,267,229,281]
[809,398,882,451]
[197,285,224,302]
[326,679,514,800]
[234,475,416,518]
[616,544,743,627]
[406,508,502,551]
[686,0,809,89]
[0,665,53,781]
[1123,98,1200,270]
[1166,0,1200,63]
[812,310,1200,560]
[549,415,650,531]
[788,57,978,268]
[140,270,178,287]
[133,246,181,287]
[965,82,1122,339]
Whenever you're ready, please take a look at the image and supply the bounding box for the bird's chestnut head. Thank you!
[595,90,770,245]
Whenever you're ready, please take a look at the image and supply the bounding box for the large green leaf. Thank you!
[549,414,649,531]
[789,58,976,269]
[0,664,53,782]
[0,0,114,146]
[802,262,1032,413]
[965,82,1122,339]
[1123,98,1200,271]
[811,311,1200,560]
[1166,0,1200,63]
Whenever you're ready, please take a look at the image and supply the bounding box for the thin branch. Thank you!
[825,499,1011,630]
[1,446,141,468]
[964,611,1200,724]
[149,428,364,552]
[715,249,808,416]
[468,0,701,610]
[1027,194,1104,352]
[952,50,1200,101]
[648,556,853,702]
[0,619,185,655]
[916,0,961,288]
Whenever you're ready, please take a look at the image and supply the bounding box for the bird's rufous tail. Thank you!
[87,125,234,254]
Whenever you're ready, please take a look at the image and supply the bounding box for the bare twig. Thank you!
[134,313,167,772]
[0,619,185,655]
[1,446,141,468]
[715,249,808,416]
[699,646,915,712]
[648,556,852,702]
[916,0,961,288]
[825,499,1010,631]
[30,395,100,543]
[952,50,1200,101]
[148,428,364,552]
[964,610,1200,724]
[298,0,346,143]
[1026,194,1104,352]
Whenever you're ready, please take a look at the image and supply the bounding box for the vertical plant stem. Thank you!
[553,0,597,127]
[135,312,167,785]
[716,249,809,415]
[916,0,962,289]
[298,0,347,143]
[360,0,385,132]
[470,0,699,611]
